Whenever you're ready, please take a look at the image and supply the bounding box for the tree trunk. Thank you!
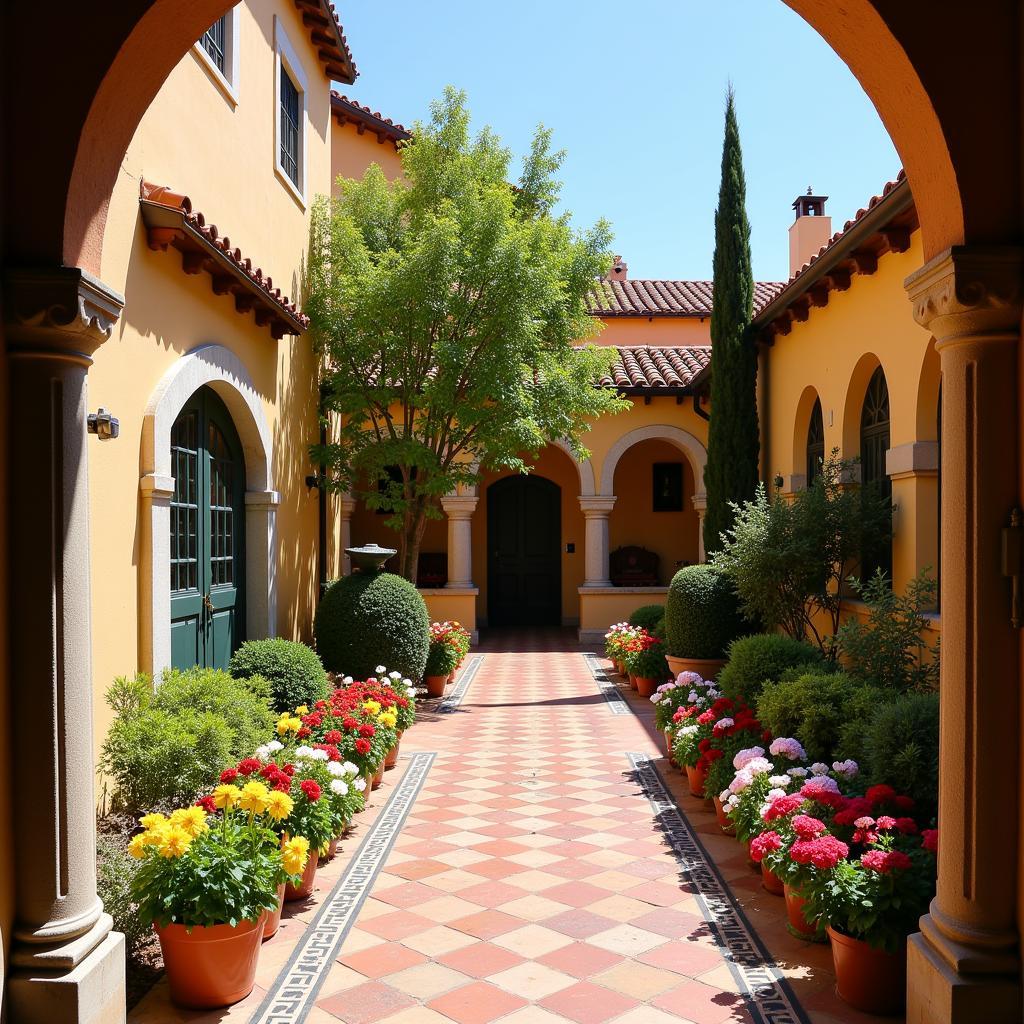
[398,502,429,585]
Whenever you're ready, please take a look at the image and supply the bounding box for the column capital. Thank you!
[441,495,479,519]
[690,491,707,512]
[139,473,175,501]
[887,440,939,481]
[578,495,616,517]
[906,246,1024,343]
[244,489,281,509]
[4,266,124,361]
[340,494,357,516]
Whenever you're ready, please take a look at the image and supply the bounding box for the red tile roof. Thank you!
[139,182,308,339]
[294,0,357,83]
[330,92,411,147]
[587,279,785,317]
[595,345,711,392]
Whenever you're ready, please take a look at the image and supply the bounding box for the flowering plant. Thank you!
[426,621,469,676]
[650,672,704,732]
[669,676,723,767]
[623,630,669,680]
[128,788,307,929]
[604,622,636,663]
[699,696,766,799]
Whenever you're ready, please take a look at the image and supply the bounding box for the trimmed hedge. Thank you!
[664,565,745,660]
[315,572,429,680]
[229,638,328,712]
[628,604,666,631]
[717,633,824,703]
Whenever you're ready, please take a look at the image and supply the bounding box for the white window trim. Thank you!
[192,6,241,107]
[274,15,309,207]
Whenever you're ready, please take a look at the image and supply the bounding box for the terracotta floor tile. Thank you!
[437,941,526,979]
[487,961,577,999]
[541,909,618,940]
[491,924,574,957]
[535,942,624,980]
[317,980,417,1024]
[384,961,472,999]
[537,981,639,1024]
[426,981,529,1024]
[343,942,429,979]
[590,959,681,999]
[652,980,750,1024]
[361,910,438,942]
[448,909,525,940]
[402,924,480,957]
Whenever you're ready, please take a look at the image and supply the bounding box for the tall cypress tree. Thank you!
[703,87,759,556]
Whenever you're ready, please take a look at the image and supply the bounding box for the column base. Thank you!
[907,929,1021,1024]
[10,928,125,1024]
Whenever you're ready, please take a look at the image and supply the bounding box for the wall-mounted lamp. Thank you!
[773,473,784,490]
[305,473,324,491]
[87,408,119,440]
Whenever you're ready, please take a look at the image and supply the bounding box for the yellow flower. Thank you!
[140,827,167,847]
[265,791,294,821]
[169,806,208,838]
[213,784,241,809]
[277,715,301,735]
[295,705,309,715]
[362,700,381,715]
[378,710,397,729]
[281,835,310,876]
[157,826,193,859]
[139,812,167,831]
[127,834,148,859]
[238,780,270,814]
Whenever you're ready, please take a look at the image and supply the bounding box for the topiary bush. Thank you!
[756,671,886,764]
[664,565,745,660]
[229,638,328,711]
[100,667,275,811]
[862,692,940,820]
[717,633,825,703]
[315,572,430,680]
[628,604,666,631]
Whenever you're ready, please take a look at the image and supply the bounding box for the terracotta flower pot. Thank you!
[665,655,726,681]
[155,917,264,1008]
[664,729,678,767]
[284,849,319,902]
[425,674,447,698]
[262,883,286,940]
[385,732,402,769]
[745,840,760,872]
[616,660,627,676]
[635,677,657,697]
[784,884,821,939]
[626,672,637,690]
[827,926,907,1015]
[685,762,707,799]
[713,796,735,835]
[326,836,340,860]
[372,762,385,789]
[449,666,458,683]
[761,863,785,896]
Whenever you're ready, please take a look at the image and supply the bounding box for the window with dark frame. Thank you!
[806,397,825,485]
[279,63,300,187]
[201,16,227,74]
[860,365,893,582]
[652,462,684,512]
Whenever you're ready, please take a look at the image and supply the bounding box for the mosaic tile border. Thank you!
[250,751,436,1024]
[583,652,630,715]
[627,752,812,1024]
[437,652,484,713]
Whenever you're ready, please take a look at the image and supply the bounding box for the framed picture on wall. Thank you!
[653,462,683,512]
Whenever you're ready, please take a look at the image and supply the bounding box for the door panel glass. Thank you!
[170,412,199,593]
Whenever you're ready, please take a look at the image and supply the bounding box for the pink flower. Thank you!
[792,814,827,839]
[768,737,807,761]
[790,835,849,869]
[875,815,897,831]
[800,777,843,807]
[854,816,875,830]
[861,849,913,873]
[763,793,803,822]
[750,830,783,862]
[732,746,766,770]
[922,829,939,853]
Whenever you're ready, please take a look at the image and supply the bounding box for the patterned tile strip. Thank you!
[627,752,812,1024]
[436,652,484,713]
[249,752,436,1024]
[583,652,629,715]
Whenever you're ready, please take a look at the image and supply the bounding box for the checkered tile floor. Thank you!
[130,630,889,1024]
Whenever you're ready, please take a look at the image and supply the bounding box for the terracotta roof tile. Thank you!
[592,345,711,392]
[330,92,411,146]
[587,279,785,317]
[295,0,357,83]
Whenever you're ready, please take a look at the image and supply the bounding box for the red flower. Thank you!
[875,815,897,831]
[922,829,939,853]
[355,738,371,755]
[696,711,715,726]
[324,729,342,744]
[300,779,322,802]
[195,795,217,813]
[894,817,919,835]
[343,717,359,731]
[219,768,239,784]
[750,830,782,863]
[260,763,278,780]
[297,727,311,739]
[314,700,327,710]
[861,849,913,873]
[892,795,916,812]
[358,724,376,738]
[790,835,849,869]
[764,794,803,822]
[792,815,827,839]
[237,758,262,776]
[282,764,295,776]
[273,775,292,793]
[865,784,897,806]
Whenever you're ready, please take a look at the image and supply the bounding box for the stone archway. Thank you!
[599,424,707,499]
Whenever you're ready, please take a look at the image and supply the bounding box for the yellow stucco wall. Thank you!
[593,316,711,348]
[331,118,404,186]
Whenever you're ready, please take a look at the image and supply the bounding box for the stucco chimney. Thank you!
[788,188,831,278]
[605,255,627,282]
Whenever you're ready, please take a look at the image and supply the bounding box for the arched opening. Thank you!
[860,364,893,581]
[806,398,825,486]
[791,385,825,490]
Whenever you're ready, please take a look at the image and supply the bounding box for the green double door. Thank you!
[170,386,246,670]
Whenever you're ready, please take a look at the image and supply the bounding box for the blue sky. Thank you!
[335,0,899,284]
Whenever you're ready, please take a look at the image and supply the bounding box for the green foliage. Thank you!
[100,669,275,812]
[717,633,824,703]
[315,572,430,680]
[838,568,940,691]
[425,639,460,677]
[703,88,759,554]
[96,834,149,954]
[664,564,745,660]
[628,604,665,631]
[863,692,940,821]
[307,87,626,579]
[624,641,669,681]
[756,671,886,764]
[713,451,892,655]
[229,638,329,712]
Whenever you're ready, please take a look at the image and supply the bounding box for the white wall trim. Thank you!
[192,5,241,106]
[552,439,597,496]
[273,15,309,207]
[598,424,708,497]
[140,345,276,677]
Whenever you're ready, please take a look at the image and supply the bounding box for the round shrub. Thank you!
[315,572,430,680]
[717,633,824,703]
[229,638,328,712]
[628,604,666,631]
[664,565,745,660]
[863,692,940,820]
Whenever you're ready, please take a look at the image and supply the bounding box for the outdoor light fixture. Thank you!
[773,473,784,490]
[87,408,120,440]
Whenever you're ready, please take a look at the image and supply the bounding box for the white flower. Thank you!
[375,665,386,674]
[343,676,353,685]
[402,678,412,688]
[353,777,367,792]
[687,690,700,702]
[769,775,791,789]
[720,789,731,803]
[268,740,284,753]
[679,725,699,736]
[254,745,270,760]
[330,779,349,796]
[389,670,401,680]
[766,788,787,801]
[310,749,329,761]
[810,762,830,776]
[787,766,809,778]
[342,761,359,777]
[726,795,740,809]
[832,759,859,778]
[327,761,345,777]
[294,745,315,759]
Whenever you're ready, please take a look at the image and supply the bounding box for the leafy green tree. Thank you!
[703,87,759,555]
[306,88,625,580]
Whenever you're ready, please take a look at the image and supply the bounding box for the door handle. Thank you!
[203,592,214,616]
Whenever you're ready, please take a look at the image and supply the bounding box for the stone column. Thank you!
[904,248,1024,1024]
[441,495,479,587]
[340,493,356,576]
[579,496,616,587]
[245,489,279,639]
[886,441,940,593]
[139,472,175,676]
[691,492,707,564]
[5,268,126,1021]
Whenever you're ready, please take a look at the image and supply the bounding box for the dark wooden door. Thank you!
[487,475,561,626]
[169,386,245,670]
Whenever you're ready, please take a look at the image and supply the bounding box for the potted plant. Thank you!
[667,676,724,797]
[604,622,635,676]
[650,671,704,762]
[424,621,461,697]
[129,786,307,1008]
[663,565,745,679]
[447,621,471,680]
[623,630,668,697]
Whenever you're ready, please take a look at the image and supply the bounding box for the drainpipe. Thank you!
[692,391,710,421]
[758,341,771,491]
[317,422,328,594]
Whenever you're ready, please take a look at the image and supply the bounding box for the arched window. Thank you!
[860,366,892,580]
[806,398,824,486]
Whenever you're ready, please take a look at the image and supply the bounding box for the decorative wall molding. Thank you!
[598,423,707,496]
[886,440,939,480]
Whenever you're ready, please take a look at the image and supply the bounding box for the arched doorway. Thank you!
[169,385,246,669]
[860,365,892,580]
[487,475,561,626]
